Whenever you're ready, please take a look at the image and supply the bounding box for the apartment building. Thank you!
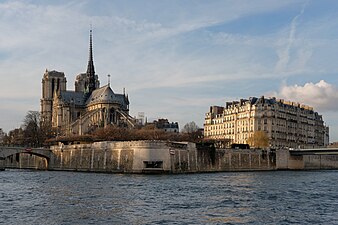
[204,96,328,149]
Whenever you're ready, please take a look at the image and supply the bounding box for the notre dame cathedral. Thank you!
[40,30,134,135]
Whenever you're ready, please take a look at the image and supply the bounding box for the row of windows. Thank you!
[209,118,319,127]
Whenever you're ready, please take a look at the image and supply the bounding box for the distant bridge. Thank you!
[0,147,53,167]
[289,148,338,156]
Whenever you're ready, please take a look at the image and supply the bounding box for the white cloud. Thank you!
[276,80,338,111]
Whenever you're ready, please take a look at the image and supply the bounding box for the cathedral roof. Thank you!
[60,91,86,106]
[86,85,118,105]
[115,93,129,105]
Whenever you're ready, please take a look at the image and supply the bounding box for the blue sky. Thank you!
[1,0,338,141]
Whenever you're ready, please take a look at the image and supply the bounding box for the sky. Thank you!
[1,0,338,141]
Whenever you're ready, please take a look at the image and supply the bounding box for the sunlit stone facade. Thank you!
[204,96,328,149]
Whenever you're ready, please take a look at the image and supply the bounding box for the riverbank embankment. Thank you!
[2,141,338,173]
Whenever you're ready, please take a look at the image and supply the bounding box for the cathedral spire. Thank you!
[86,29,96,95]
[88,29,94,65]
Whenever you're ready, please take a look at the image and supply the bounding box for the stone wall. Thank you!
[3,141,276,173]
[49,141,276,173]
[3,141,338,173]
[303,155,338,169]
[50,141,172,173]
[0,158,4,171]
[275,149,338,170]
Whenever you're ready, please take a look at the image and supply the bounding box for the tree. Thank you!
[22,111,47,147]
[4,128,24,146]
[0,128,5,145]
[180,121,203,143]
[2,111,56,147]
[181,121,200,134]
[40,119,57,141]
[247,131,269,149]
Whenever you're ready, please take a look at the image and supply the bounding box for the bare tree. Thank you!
[23,111,43,147]
[181,121,200,134]
[180,121,203,143]
[4,128,24,146]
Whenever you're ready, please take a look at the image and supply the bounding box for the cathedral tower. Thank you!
[40,70,67,125]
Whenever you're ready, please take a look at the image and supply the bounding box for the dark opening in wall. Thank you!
[143,161,163,169]
[16,153,20,163]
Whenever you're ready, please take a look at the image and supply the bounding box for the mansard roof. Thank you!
[224,96,315,113]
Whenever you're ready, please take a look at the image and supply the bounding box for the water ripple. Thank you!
[0,170,338,224]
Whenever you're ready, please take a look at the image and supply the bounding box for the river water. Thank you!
[0,170,337,225]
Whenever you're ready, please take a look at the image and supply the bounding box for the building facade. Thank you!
[153,119,179,133]
[40,30,134,135]
[204,96,328,149]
